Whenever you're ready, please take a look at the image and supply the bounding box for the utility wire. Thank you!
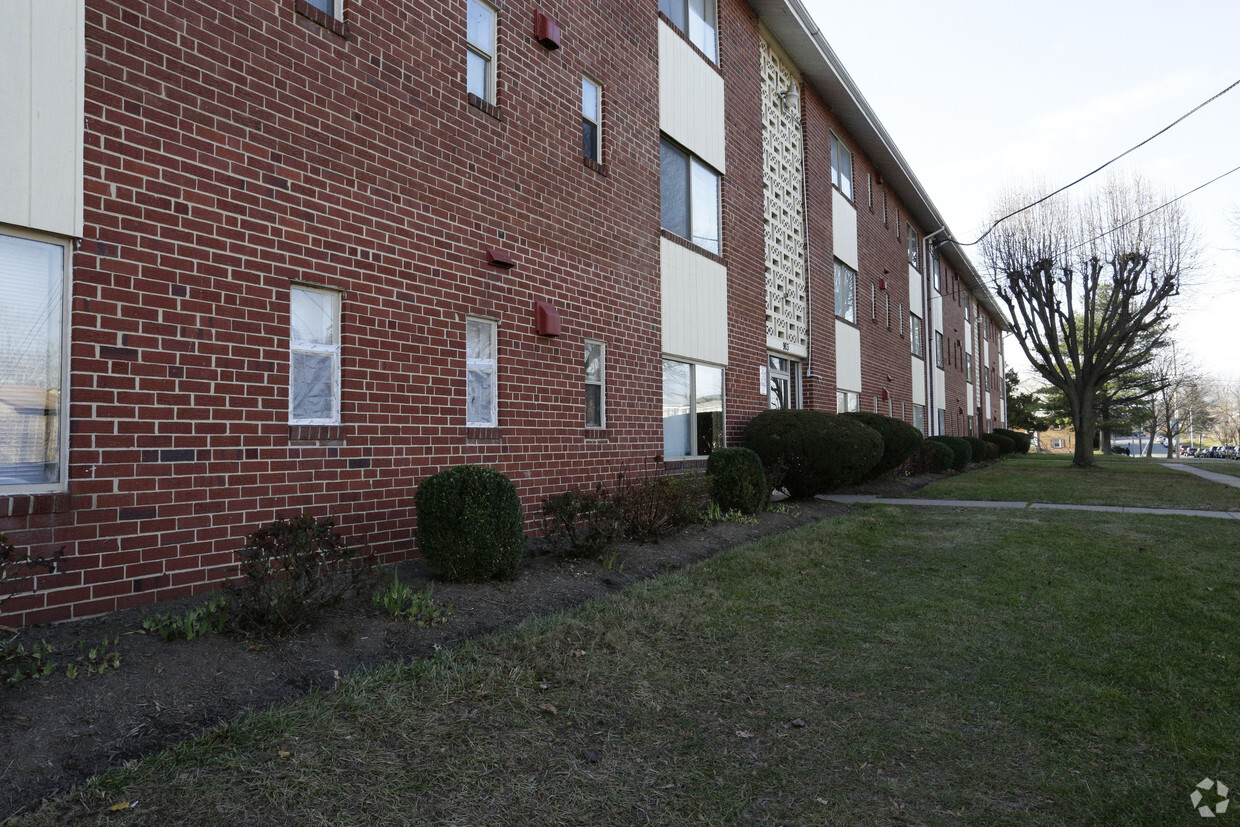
[1063,163,1240,254]
[957,77,1240,248]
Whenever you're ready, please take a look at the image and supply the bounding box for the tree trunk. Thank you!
[1145,415,1156,457]
[1100,428,1113,455]
[1071,386,1097,467]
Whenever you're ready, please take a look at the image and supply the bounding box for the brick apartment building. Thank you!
[1,0,1007,626]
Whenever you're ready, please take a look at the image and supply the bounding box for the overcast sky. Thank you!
[799,0,1240,383]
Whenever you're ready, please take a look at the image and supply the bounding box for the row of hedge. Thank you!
[413,416,1031,582]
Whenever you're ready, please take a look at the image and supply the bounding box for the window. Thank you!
[930,250,941,292]
[906,224,920,270]
[937,408,946,435]
[466,317,498,427]
[836,390,860,413]
[934,331,944,369]
[834,260,856,323]
[1052,438,1065,449]
[659,0,717,63]
[290,285,341,425]
[768,355,799,410]
[967,415,975,437]
[910,314,923,357]
[582,76,601,163]
[585,341,605,428]
[663,359,723,457]
[0,232,68,492]
[830,133,853,199]
[306,0,335,14]
[466,0,496,102]
[965,297,972,322]
[966,352,973,382]
[660,138,720,254]
[912,404,925,435]
[885,294,891,329]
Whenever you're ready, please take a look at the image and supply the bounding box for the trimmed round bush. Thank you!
[841,412,924,479]
[923,439,955,473]
[983,440,1002,461]
[965,436,990,464]
[992,427,1032,454]
[416,464,526,581]
[985,432,1016,455]
[742,409,882,499]
[706,447,768,514]
[928,435,971,471]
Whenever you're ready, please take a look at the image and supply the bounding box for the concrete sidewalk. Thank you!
[818,494,1240,520]
[1160,462,1240,488]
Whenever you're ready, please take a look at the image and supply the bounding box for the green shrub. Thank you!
[416,465,527,581]
[742,410,882,498]
[965,436,991,463]
[985,432,1016,455]
[228,514,375,634]
[612,470,707,542]
[706,447,768,514]
[842,412,925,479]
[922,439,956,473]
[993,427,1032,454]
[927,436,971,471]
[540,485,621,556]
[984,440,1002,461]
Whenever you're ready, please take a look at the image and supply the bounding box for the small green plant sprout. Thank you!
[74,634,122,677]
[372,573,453,627]
[600,552,624,573]
[705,501,759,525]
[139,594,231,641]
[1,638,57,686]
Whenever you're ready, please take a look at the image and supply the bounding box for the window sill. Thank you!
[584,428,610,441]
[289,424,347,443]
[467,94,503,121]
[466,427,503,444]
[294,0,349,38]
[659,229,725,266]
[583,156,607,176]
[1,492,75,518]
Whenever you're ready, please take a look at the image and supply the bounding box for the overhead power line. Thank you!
[957,77,1240,248]
[1064,163,1240,254]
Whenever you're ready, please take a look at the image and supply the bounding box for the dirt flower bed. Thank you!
[0,474,937,818]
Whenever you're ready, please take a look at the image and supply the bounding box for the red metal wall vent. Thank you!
[535,300,562,336]
[534,10,561,50]
[487,248,515,268]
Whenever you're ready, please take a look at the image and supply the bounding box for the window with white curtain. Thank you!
[466,318,498,427]
[289,285,341,425]
[0,231,68,491]
[834,259,856,323]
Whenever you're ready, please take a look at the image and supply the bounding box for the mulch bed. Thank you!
[0,474,937,818]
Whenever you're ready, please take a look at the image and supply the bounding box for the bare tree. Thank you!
[1147,348,1210,456]
[980,175,1199,467]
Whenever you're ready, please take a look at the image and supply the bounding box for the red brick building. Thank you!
[1,0,1007,626]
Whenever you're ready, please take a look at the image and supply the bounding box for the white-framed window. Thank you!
[0,231,70,493]
[907,223,920,270]
[910,314,923,357]
[836,390,860,413]
[582,75,601,163]
[937,408,946,435]
[834,259,856,323]
[660,137,720,255]
[658,0,717,63]
[912,404,925,435]
[305,0,341,19]
[290,285,342,425]
[965,297,972,322]
[930,251,942,293]
[466,317,498,427]
[830,132,853,200]
[966,352,973,383]
[585,341,605,428]
[935,331,944,369]
[466,0,497,102]
[768,354,799,410]
[663,359,723,458]
[967,415,975,437]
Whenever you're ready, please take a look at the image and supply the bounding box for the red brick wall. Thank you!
[2,0,665,626]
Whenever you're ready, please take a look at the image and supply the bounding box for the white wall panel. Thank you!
[835,320,861,391]
[659,21,726,173]
[661,238,728,365]
[832,190,857,270]
[0,0,84,237]
[908,263,922,314]
[912,357,925,405]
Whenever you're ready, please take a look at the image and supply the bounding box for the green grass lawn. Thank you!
[19,505,1239,825]
[913,453,1240,510]
[1174,458,1240,478]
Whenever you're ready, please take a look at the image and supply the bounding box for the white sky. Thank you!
[799,0,1240,383]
